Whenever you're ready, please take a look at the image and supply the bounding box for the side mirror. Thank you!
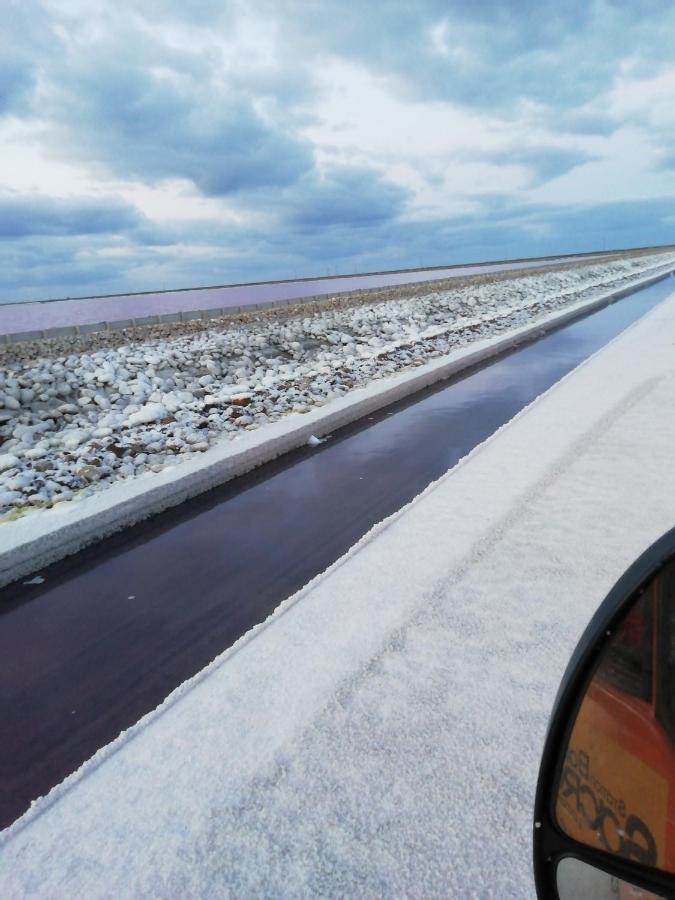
[534,528,675,899]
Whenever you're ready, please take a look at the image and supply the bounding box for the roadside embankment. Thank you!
[1,253,674,587]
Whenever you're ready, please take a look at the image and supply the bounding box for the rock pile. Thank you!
[1,252,673,520]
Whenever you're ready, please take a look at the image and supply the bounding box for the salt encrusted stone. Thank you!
[126,403,169,426]
[61,429,92,450]
[0,454,20,473]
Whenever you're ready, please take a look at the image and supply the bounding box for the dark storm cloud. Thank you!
[267,0,675,117]
[514,196,675,248]
[0,3,51,117]
[0,196,143,239]
[139,194,675,275]
[4,192,671,304]
[0,236,137,301]
[443,195,675,259]
[24,0,670,217]
[286,168,410,229]
[1,0,674,304]
[48,52,313,197]
[488,146,598,185]
[0,55,34,115]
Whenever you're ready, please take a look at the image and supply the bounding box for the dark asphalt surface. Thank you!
[1,276,673,829]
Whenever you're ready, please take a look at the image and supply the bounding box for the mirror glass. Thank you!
[555,554,675,873]
[557,857,665,899]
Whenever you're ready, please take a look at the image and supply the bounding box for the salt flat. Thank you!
[2,286,675,896]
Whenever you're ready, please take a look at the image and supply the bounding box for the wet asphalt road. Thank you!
[1,276,673,829]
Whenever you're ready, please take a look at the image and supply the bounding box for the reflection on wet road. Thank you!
[0,276,672,829]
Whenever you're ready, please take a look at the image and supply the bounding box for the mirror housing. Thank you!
[534,527,675,899]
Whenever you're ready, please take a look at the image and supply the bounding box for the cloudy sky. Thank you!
[2,0,675,301]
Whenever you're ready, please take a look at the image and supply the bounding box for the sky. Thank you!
[1,0,675,302]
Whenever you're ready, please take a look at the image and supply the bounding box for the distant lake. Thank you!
[0,256,588,336]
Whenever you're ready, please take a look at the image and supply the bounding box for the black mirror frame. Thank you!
[533,526,675,899]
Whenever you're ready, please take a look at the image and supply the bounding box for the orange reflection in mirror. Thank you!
[555,561,675,874]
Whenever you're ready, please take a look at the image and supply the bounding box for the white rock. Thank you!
[6,472,35,490]
[126,403,168,426]
[61,428,92,450]
[98,413,123,428]
[0,453,20,473]
[94,393,111,409]
[0,252,668,511]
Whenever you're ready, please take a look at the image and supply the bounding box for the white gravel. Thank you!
[1,251,674,521]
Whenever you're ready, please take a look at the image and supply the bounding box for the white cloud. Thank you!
[2,0,675,301]
[528,127,672,206]
[428,19,474,67]
[0,118,258,229]
[118,181,257,225]
[0,119,92,196]
[606,65,675,128]
[301,60,533,216]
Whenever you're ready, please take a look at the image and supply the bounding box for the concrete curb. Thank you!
[1,267,673,588]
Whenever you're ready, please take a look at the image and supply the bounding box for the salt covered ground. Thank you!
[1,250,673,522]
[2,285,675,897]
